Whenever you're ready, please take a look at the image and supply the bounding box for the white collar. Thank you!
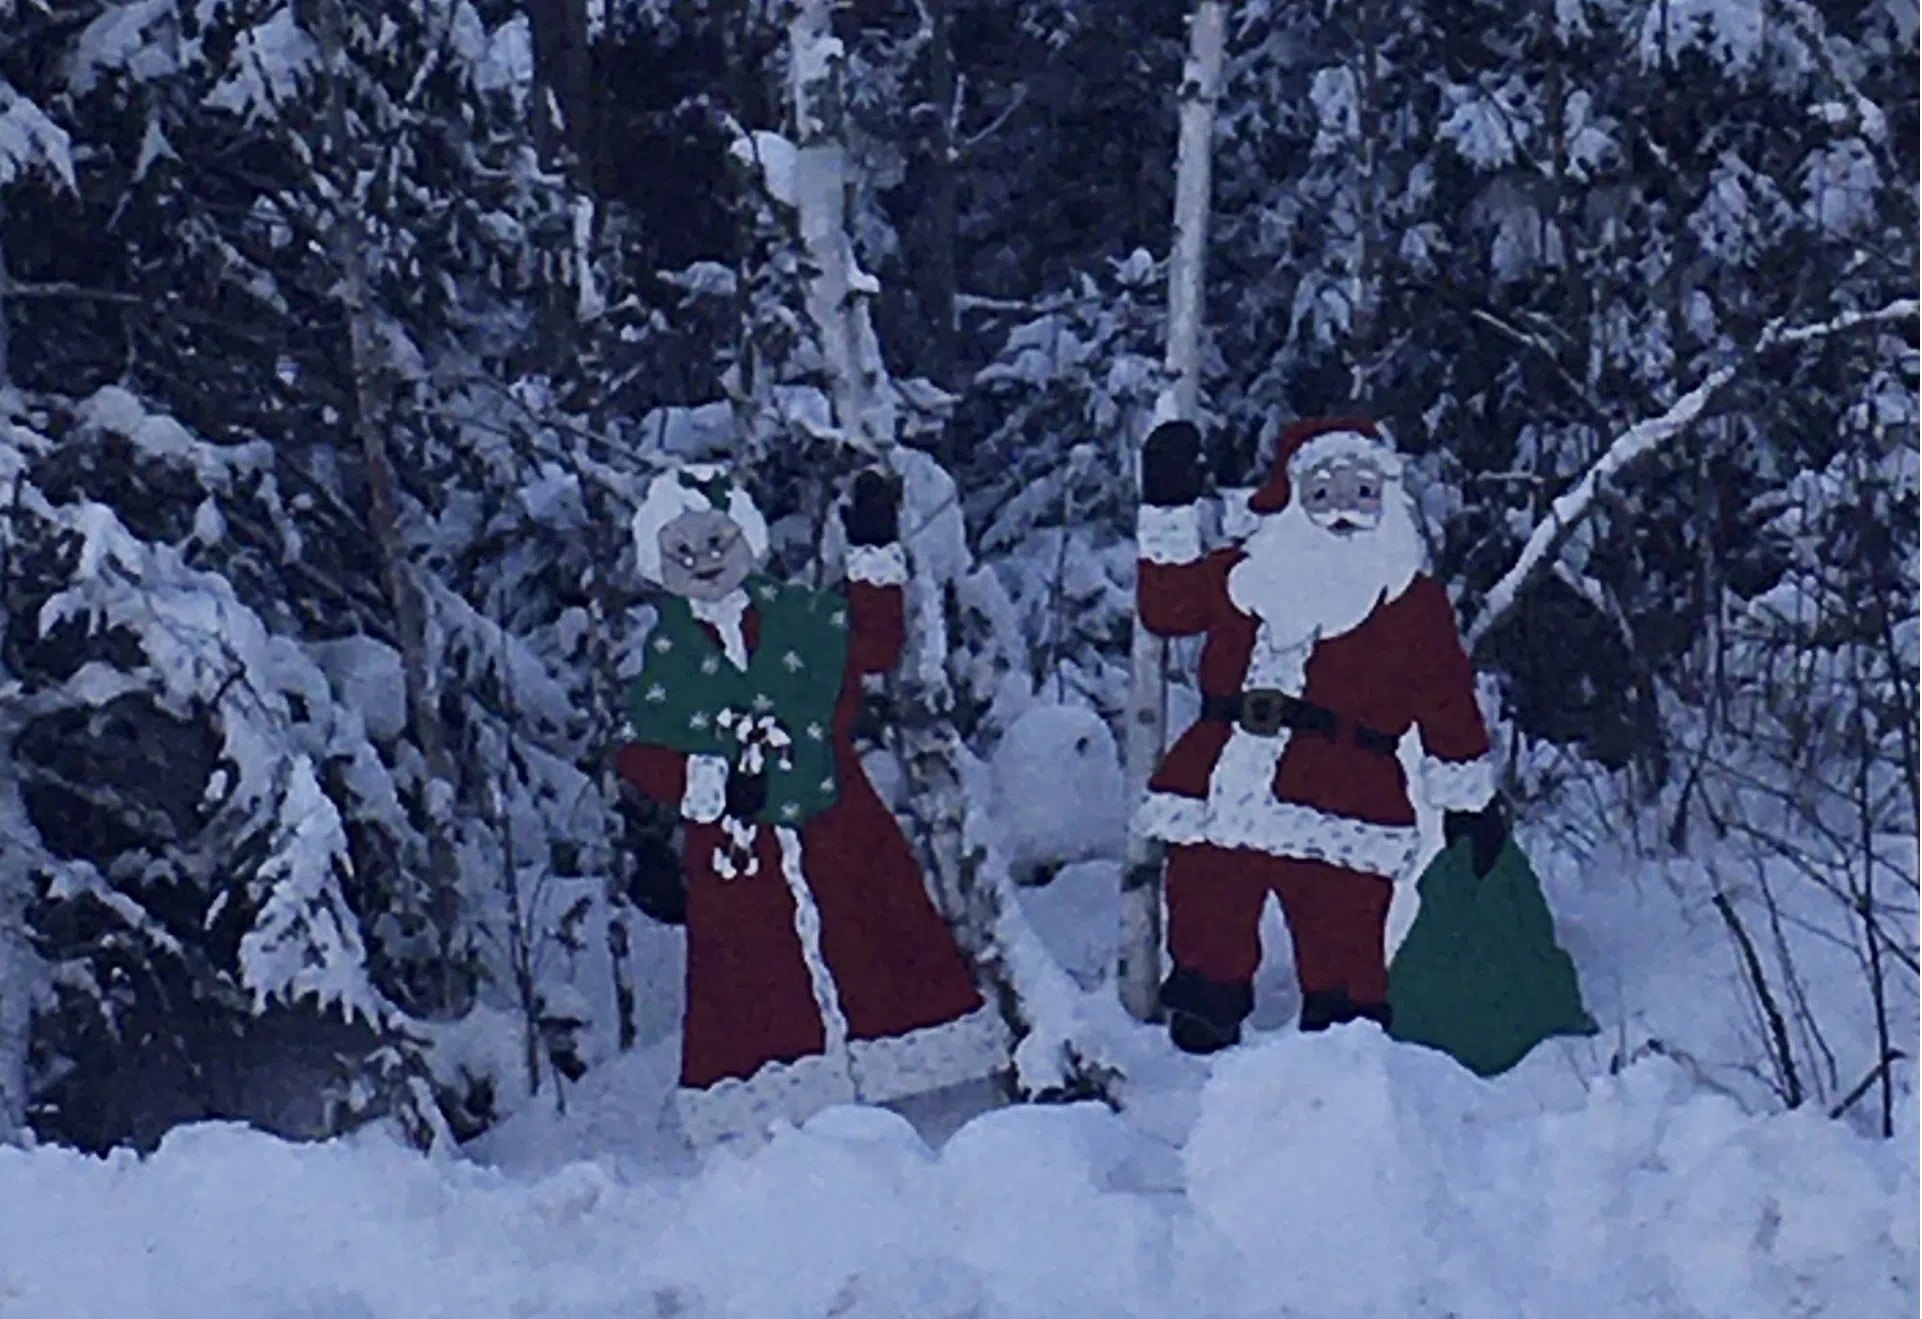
[689,589,751,669]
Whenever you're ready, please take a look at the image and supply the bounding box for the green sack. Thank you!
[1387,836,1598,1078]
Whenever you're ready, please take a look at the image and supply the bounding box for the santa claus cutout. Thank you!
[1135,416,1508,1054]
[613,463,1009,1144]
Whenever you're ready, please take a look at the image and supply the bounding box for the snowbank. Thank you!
[989,702,1128,882]
[1,1029,1911,1319]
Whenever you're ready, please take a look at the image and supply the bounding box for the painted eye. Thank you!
[1358,484,1376,499]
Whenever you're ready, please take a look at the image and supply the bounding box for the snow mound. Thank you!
[0,1036,1911,1319]
[990,702,1127,881]
[1015,858,1120,986]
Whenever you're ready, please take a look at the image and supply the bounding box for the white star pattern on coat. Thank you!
[689,712,709,730]
[753,694,774,712]
[700,656,720,674]
[644,684,667,702]
[806,722,824,741]
[782,650,804,670]
[830,610,846,625]
[652,635,673,652]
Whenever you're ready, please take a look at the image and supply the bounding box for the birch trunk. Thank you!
[786,0,895,455]
[311,0,465,1008]
[771,1,1124,1096]
[1120,0,1226,1022]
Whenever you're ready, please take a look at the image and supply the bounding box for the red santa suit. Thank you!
[1135,418,1496,1027]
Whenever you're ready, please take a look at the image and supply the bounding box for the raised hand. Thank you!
[1140,420,1205,506]
[843,470,901,546]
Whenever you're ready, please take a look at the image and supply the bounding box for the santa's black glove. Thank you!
[843,470,900,547]
[626,835,688,926]
[1444,800,1508,880]
[1140,420,1205,506]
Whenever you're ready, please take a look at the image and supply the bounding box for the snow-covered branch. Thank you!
[1465,298,1919,654]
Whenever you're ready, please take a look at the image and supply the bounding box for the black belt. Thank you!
[1201,689,1400,757]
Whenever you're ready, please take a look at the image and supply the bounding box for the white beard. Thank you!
[1226,490,1426,649]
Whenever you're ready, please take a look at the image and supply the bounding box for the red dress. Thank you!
[616,555,1006,1144]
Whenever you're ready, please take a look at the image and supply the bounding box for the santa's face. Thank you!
[1226,455,1424,650]
[658,508,758,601]
[1298,456,1386,538]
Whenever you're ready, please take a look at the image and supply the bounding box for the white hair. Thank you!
[630,463,769,583]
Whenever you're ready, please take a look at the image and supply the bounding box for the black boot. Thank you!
[1299,988,1359,1033]
[1160,965,1254,1057]
[1300,988,1393,1033]
[1168,1009,1242,1055]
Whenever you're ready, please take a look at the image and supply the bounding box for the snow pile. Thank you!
[990,702,1128,882]
[1,1028,1911,1319]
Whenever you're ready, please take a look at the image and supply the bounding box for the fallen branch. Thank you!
[1465,298,1919,654]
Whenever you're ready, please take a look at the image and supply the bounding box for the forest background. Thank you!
[0,0,1913,1156]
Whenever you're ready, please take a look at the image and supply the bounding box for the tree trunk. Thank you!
[1120,0,1225,1023]
[787,0,896,455]
[311,0,465,1011]
[1348,0,1382,401]
[925,0,960,402]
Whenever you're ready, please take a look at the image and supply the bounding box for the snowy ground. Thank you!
[1,1021,1913,1319]
[0,706,1915,1318]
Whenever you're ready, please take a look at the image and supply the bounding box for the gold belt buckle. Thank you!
[1239,687,1287,736]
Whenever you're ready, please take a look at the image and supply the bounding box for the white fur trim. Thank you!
[1137,504,1202,565]
[846,542,909,586]
[1287,430,1404,480]
[1420,752,1496,812]
[776,826,850,1053]
[681,754,728,824]
[1136,786,1421,880]
[690,590,751,669]
[675,1049,858,1148]
[1244,622,1312,693]
[848,1004,1010,1104]
[632,465,770,583]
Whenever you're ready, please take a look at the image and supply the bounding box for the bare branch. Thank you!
[0,279,144,305]
[1466,298,1919,654]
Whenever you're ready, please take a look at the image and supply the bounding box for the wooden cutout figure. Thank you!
[613,462,1008,1145]
[1133,417,1508,1054]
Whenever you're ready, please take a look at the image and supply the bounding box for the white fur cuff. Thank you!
[676,1050,859,1148]
[1136,789,1422,881]
[1138,504,1202,565]
[847,542,909,586]
[848,1004,1010,1105]
[1420,753,1496,812]
[681,753,729,824]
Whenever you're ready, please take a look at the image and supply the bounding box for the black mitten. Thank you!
[843,471,901,546]
[724,767,768,822]
[626,840,688,926]
[1444,800,1508,879]
[1140,420,1205,506]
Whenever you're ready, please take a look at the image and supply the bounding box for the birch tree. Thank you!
[1120,0,1226,1022]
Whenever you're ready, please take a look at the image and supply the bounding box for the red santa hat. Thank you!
[1247,415,1405,514]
